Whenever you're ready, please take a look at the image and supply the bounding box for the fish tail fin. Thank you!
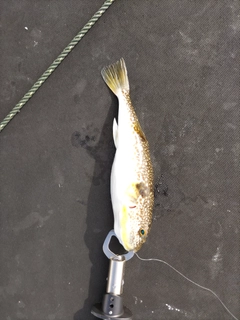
[101,58,129,97]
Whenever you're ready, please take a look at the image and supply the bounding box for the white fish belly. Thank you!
[110,143,137,246]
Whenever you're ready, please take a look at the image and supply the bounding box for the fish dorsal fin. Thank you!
[134,121,147,141]
[113,118,118,148]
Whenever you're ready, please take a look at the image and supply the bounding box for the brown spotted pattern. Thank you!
[122,90,154,251]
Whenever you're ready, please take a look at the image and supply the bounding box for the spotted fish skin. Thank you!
[101,58,154,252]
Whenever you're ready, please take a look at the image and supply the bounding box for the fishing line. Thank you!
[135,253,239,320]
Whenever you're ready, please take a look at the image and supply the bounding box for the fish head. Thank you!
[119,203,152,252]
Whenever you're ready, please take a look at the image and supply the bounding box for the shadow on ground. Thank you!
[72,94,118,320]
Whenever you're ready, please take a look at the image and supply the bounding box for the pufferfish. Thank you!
[101,58,154,252]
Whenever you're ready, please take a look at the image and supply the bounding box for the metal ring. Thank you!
[103,229,135,261]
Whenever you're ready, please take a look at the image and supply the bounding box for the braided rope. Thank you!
[0,0,116,132]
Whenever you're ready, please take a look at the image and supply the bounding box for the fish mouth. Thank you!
[133,241,145,253]
[123,236,146,253]
[121,239,133,252]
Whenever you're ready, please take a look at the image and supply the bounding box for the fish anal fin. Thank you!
[113,118,118,148]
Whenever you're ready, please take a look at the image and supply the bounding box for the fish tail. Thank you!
[101,58,129,96]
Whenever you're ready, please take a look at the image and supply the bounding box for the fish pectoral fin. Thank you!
[126,182,150,200]
[126,184,139,201]
[136,182,150,198]
[113,118,118,148]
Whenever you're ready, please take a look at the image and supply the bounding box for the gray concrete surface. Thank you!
[0,1,239,319]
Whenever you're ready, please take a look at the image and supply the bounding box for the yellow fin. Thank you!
[136,182,150,198]
[126,182,150,201]
[101,58,129,96]
[134,122,147,141]
[126,183,139,201]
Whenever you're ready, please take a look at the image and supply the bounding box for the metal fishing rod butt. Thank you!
[91,230,133,320]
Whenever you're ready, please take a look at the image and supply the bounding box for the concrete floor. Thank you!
[0,1,239,319]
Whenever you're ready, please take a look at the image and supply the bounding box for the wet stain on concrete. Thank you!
[71,123,115,186]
